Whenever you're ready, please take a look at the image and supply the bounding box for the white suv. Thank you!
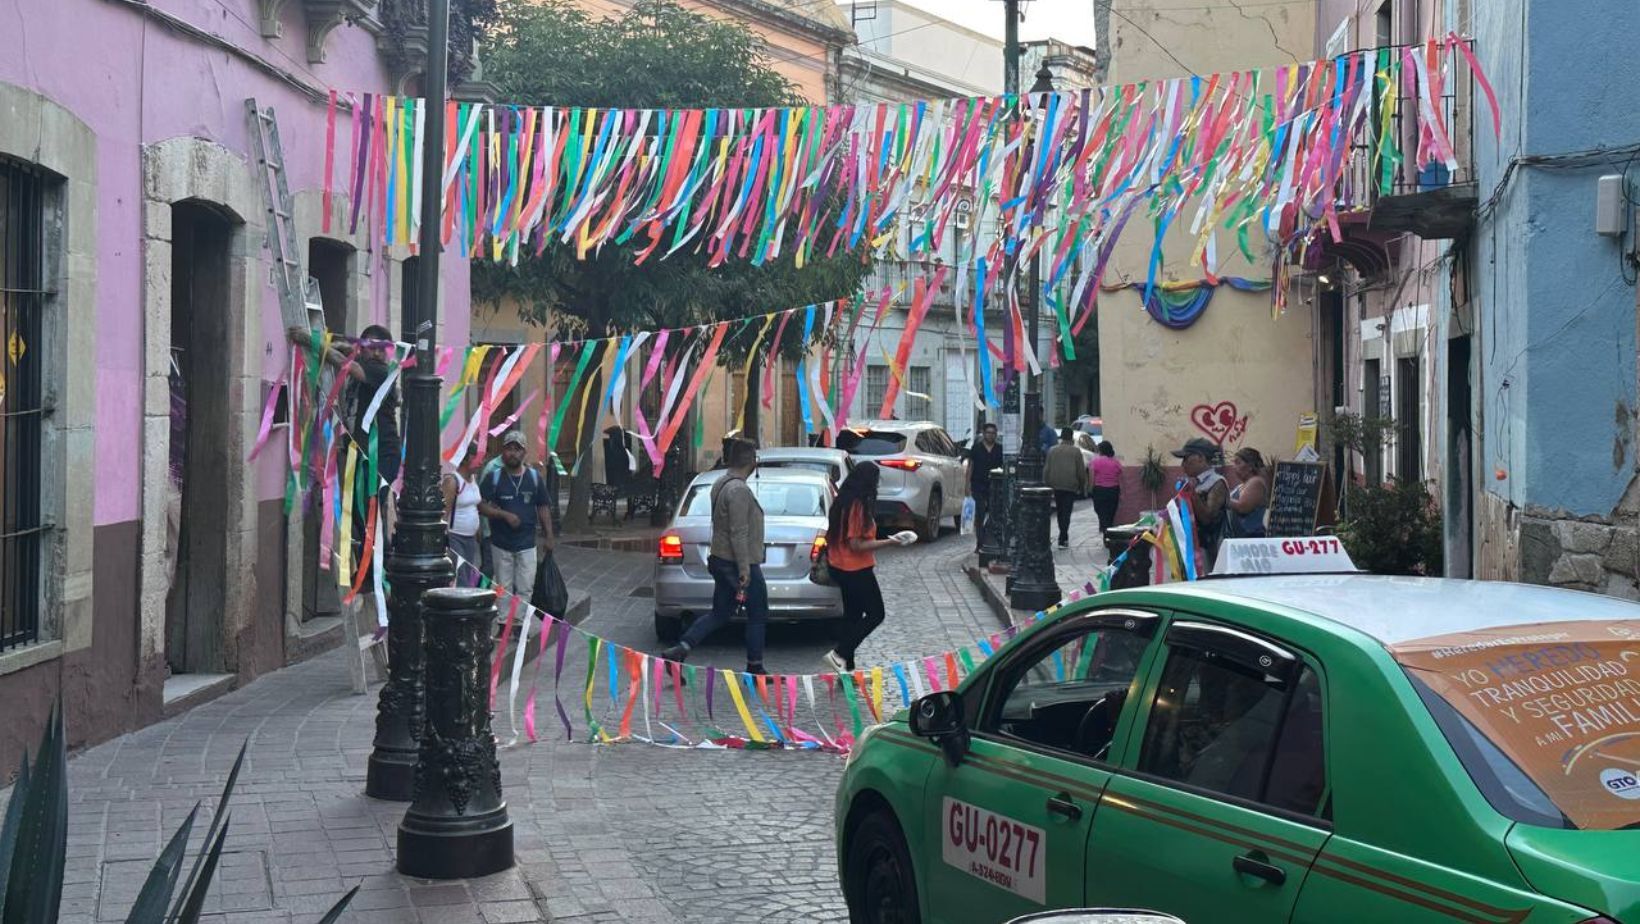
[837,421,967,542]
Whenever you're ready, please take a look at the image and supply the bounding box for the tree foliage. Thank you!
[473,0,873,343]
[475,1,873,522]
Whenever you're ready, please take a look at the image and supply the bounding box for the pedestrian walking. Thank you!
[965,422,1005,551]
[1044,427,1090,548]
[661,437,770,674]
[1225,447,1270,539]
[1037,420,1058,456]
[478,430,556,598]
[1088,440,1123,534]
[443,445,483,586]
[821,464,915,673]
[1172,437,1229,569]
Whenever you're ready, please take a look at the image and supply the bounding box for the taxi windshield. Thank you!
[1391,620,1640,831]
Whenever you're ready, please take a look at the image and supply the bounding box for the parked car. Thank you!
[836,573,1640,924]
[651,468,840,642]
[753,446,854,488]
[838,421,967,542]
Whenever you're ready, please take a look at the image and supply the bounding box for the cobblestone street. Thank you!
[48,524,1087,924]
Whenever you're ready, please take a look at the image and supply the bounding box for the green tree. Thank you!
[476,0,873,525]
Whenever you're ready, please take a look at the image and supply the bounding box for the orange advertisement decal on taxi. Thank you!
[1392,619,1640,830]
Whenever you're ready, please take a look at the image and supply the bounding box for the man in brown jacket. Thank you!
[661,437,769,673]
[1044,427,1090,549]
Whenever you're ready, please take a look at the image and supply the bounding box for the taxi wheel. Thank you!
[846,811,921,924]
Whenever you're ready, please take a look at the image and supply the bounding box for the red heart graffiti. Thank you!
[1190,401,1249,446]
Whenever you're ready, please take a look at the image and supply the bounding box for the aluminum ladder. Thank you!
[248,98,387,693]
[246,98,310,331]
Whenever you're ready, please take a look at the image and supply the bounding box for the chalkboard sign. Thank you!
[1267,461,1329,537]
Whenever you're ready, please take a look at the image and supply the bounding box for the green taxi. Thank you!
[836,575,1640,923]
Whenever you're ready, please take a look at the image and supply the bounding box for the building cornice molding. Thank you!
[710,0,856,48]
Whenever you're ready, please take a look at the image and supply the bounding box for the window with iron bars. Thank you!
[0,159,46,652]
[864,365,888,418]
[905,366,931,421]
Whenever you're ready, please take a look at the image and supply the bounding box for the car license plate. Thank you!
[941,797,1045,903]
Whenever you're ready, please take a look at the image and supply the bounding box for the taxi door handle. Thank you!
[1045,793,1082,821]
[1233,852,1286,886]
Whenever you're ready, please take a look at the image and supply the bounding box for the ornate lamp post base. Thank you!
[366,753,417,803]
[1009,485,1061,611]
[977,467,1009,567]
[398,587,515,879]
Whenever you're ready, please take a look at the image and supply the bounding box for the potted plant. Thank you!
[1337,477,1444,575]
[1139,446,1168,512]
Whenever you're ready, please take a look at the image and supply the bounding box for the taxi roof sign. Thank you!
[1212,537,1361,577]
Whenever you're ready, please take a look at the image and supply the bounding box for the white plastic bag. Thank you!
[960,496,976,536]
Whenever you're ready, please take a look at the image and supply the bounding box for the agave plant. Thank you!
[0,704,358,923]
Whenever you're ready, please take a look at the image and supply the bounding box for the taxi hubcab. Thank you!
[835,539,1640,923]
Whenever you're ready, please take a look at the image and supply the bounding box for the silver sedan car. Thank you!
[651,467,842,642]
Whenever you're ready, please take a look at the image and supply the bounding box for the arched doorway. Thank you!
[165,200,236,675]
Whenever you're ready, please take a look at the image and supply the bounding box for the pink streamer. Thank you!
[487,388,542,437]
[248,376,286,462]
[923,656,942,693]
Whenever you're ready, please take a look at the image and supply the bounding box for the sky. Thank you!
[837,0,1099,49]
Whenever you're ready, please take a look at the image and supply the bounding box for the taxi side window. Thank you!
[985,627,1151,762]
[1136,645,1327,816]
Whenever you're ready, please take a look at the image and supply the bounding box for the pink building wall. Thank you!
[3,0,472,526]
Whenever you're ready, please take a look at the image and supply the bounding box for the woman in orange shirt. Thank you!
[822,464,912,673]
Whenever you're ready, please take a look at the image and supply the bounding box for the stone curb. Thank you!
[963,562,1020,629]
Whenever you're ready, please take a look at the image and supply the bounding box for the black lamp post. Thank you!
[1008,63,1063,612]
[366,0,456,802]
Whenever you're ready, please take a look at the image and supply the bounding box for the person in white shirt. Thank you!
[442,445,484,586]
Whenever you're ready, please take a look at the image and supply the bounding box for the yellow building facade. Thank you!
[1098,0,1318,465]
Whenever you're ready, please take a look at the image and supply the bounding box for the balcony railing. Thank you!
[1344,74,1478,240]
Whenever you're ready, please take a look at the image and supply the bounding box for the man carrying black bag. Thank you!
[531,541,570,617]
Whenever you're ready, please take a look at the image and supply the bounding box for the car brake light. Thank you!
[811,535,827,561]
[878,458,921,471]
[658,534,684,561]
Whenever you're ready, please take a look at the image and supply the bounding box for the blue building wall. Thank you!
[1474,0,1640,517]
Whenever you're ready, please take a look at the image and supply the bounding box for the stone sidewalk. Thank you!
[968,500,1112,625]
[46,532,1004,924]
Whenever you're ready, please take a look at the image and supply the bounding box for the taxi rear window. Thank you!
[1391,620,1640,830]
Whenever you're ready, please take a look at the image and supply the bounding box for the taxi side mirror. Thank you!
[910,691,968,767]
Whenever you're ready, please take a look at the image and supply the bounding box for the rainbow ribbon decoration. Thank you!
[324,36,1497,329]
